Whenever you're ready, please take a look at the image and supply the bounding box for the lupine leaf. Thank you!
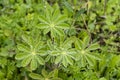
[17,44,29,53]
[39,16,49,24]
[54,15,68,25]
[55,55,62,64]
[65,56,73,65]
[83,36,90,48]
[41,69,48,77]
[75,39,83,50]
[86,42,100,51]
[63,1,73,13]
[36,56,44,65]
[15,53,30,60]
[30,58,37,70]
[29,73,42,79]
[57,23,70,29]
[37,23,49,29]
[43,28,50,35]
[21,56,32,67]
[54,28,64,36]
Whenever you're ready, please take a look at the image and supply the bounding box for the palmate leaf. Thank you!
[46,37,75,67]
[18,54,45,70]
[37,3,69,38]
[75,36,101,67]
[77,51,100,67]
[76,52,95,67]
[16,35,46,70]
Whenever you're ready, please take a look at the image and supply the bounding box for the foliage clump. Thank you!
[0,0,120,80]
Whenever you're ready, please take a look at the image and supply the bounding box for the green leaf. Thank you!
[51,29,57,38]
[37,23,49,29]
[54,15,68,25]
[99,77,107,80]
[84,55,94,66]
[36,56,44,65]
[110,55,120,68]
[29,73,42,79]
[30,58,37,70]
[52,78,62,80]
[63,1,73,13]
[47,40,53,49]
[52,69,59,77]
[57,23,70,29]
[75,8,85,18]
[45,5,52,22]
[83,36,90,48]
[86,42,100,51]
[15,53,30,60]
[17,44,29,53]
[22,35,33,47]
[55,55,62,64]
[52,5,60,21]
[86,53,101,60]
[0,71,5,78]
[21,56,32,67]
[45,55,51,62]
[88,23,95,31]
[41,69,48,77]
[43,28,50,35]
[81,56,87,67]
[39,16,49,24]
[62,57,68,67]
[54,28,64,36]
[62,37,73,48]
[65,56,73,65]
[75,39,83,50]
